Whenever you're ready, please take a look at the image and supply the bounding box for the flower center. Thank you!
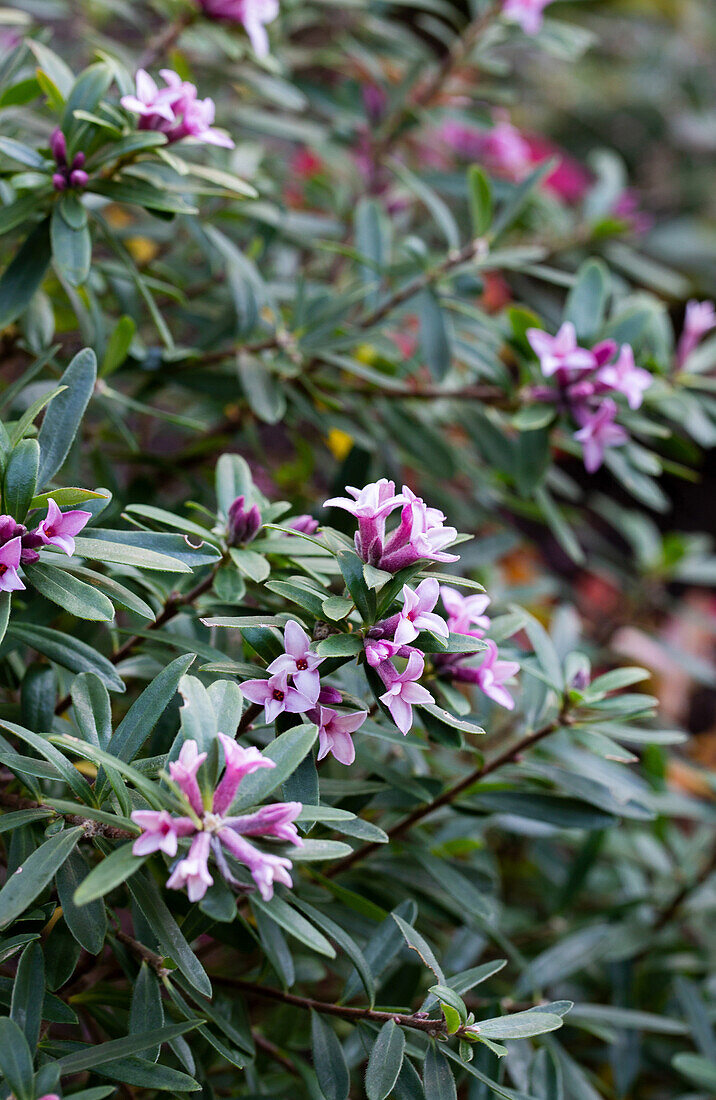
[203,812,224,833]
[296,658,308,670]
[272,688,285,701]
[0,565,6,577]
[45,526,55,537]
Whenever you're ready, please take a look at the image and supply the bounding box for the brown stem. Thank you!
[212,976,458,1036]
[252,1030,298,1074]
[54,564,221,717]
[371,2,503,162]
[114,926,170,978]
[327,715,564,878]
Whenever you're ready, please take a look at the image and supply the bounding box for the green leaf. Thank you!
[89,177,198,215]
[71,672,112,748]
[468,165,493,236]
[56,848,107,953]
[10,940,44,1049]
[107,653,195,764]
[72,535,192,573]
[51,204,92,287]
[311,1011,350,1100]
[24,561,115,621]
[229,722,318,811]
[0,826,83,929]
[392,912,445,983]
[3,437,39,521]
[130,963,164,1062]
[423,1044,457,1100]
[0,1017,35,1100]
[337,550,376,622]
[250,895,336,958]
[238,353,287,424]
[564,259,609,342]
[316,633,363,657]
[672,1053,716,1090]
[100,315,136,377]
[0,219,52,333]
[0,136,46,168]
[127,872,212,997]
[418,289,451,380]
[73,844,146,906]
[7,623,125,692]
[473,1011,564,1039]
[37,347,97,486]
[56,1022,202,1073]
[365,1019,405,1100]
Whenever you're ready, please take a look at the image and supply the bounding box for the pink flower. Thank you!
[197,0,279,58]
[218,828,294,900]
[378,652,434,735]
[266,620,324,703]
[324,479,405,565]
[314,706,367,765]
[35,499,91,556]
[364,638,403,667]
[168,740,208,815]
[471,639,520,710]
[224,801,303,844]
[393,578,449,646]
[502,0,553,35]
[597,344,652,410]
[677,300,716,368]
[441,118,532,181]
[121,70,234,148]
[378,490,459,572]
[130,810,195,857]
[241,670,315,723]
[213,732,275,815]
[166,830,214,901]
[441,586,491,638]
[527,323,596,379]
[0,536,24,593]
[573,399,629,473]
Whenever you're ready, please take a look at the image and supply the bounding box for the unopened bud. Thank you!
[290,514,319,535]
[69,168,89,188]
[50,127,67,165]
[52,173,67,191]
[227,495,261,546]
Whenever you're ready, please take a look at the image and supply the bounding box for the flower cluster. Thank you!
[50,128,88,192]
[325,480,458,571]
[121,70,234,148]
[242,621,368,765]
[528,323,653,472]
[132,734,302,901]
[197,0,279,58]
[0,501,91,593]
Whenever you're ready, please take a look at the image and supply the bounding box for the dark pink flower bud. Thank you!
[290,514,319,535]
[69,169,89,188]
[227,495,261,546]
[72,151,86,168]
[50,127,67,165]
[52,173,67,191]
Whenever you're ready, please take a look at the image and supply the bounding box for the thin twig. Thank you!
[138,11,197,69]
[327,715,565,877]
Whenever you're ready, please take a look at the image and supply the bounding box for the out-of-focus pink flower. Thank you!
[597,344,652,410]
[313,706,367,765]
[166,831,214,901]
[573,398,629,473]
[121,70,234,148]
[527,323,596,378]
[522,133,592,204]
[502,0,553,35]
[0,536,24,593]
[35,499,91,556]
[241,670,315,722]
[169,740,208,815]
[441,586,491,638]
[131,810,195,857]
[677,300,716,368]
[266,620,324,703]
[197,0,279,58]
[378,651,434,735]
[393,578,449,645]
[213,732,274,815]
[440,118,532,181]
